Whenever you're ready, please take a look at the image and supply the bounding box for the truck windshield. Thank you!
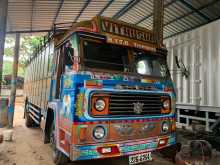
[83,40,168,77]
[134,50,168,77]
[83,41,129,72]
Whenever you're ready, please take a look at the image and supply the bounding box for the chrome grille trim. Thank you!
[108,92,167,116]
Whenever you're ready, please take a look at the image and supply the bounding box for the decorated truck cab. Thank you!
[24,16,176,164]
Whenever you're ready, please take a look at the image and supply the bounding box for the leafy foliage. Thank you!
[19,36,44,67]
[4,36,15,57]
[3,35,44,76]
[3,61,24,77]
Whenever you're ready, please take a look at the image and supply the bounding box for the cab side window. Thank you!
[64,41,74,68]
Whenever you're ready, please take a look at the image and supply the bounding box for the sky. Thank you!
[4,56,13,62]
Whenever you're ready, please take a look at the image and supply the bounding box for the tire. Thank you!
[50,122,69,165]
[159,143,182,163]
[25,102,34,128]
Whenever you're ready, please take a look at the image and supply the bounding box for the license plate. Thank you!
[129,152,152,165]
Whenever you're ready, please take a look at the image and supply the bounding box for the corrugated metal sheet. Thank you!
[102,0,131,17]
[79,0,109,21]
[165,19,220,107]
[6,0,220,37]
[119,0,153,25]
[56,1,84,23]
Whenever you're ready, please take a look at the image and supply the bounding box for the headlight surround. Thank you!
[161,121,169,133]
[95,99,106,111]
[93,126,106,140]
[91,95,109,116]
[161,97,171,114]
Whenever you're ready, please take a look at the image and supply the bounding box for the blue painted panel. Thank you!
[54,72,176,123]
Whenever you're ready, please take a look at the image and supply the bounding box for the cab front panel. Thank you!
[60,73,176,161]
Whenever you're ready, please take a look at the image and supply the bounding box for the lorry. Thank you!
[23,15,176,164]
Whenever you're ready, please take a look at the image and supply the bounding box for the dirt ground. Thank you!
[0,97,173,165]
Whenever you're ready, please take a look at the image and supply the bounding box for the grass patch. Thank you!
[3,61,24,77]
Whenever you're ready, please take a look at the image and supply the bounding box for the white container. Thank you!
[165,19,220,108]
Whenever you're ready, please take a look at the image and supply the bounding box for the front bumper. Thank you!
[71,133,176,161]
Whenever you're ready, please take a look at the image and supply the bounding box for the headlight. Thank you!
[161,121,169,133]
[163,99,170,109]
[95,99,106,111]
[161,98,171,114]
[93,126,105,140]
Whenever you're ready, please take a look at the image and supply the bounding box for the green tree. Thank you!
[4,36,15,57]
[4,35,43,76]
[19,36,43,66]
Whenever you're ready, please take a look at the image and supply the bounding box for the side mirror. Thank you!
[64,47,74,57]
[64,47,74,65]
[175,55,190,78]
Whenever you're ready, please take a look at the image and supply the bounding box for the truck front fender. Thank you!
[43,100,62,144]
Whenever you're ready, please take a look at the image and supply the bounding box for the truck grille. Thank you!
[108,93,165,116]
